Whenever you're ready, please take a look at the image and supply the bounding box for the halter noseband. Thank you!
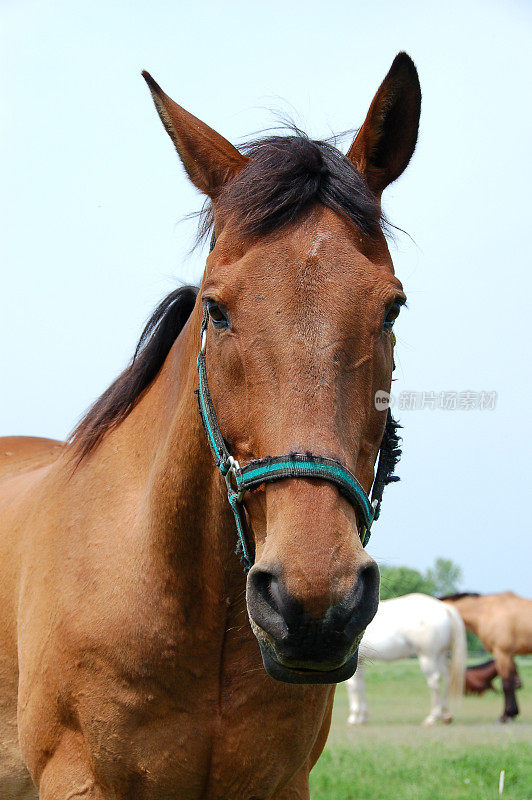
[196,304,395,572]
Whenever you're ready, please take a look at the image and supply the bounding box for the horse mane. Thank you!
[439,592,482,601]
[196,130,384,245]
[70,285,198,458]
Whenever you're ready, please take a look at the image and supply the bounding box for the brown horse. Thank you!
[0,53,421,799]
[442,593,532,721]
[464,659,522,696]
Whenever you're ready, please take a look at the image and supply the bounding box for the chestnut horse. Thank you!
[442,593,532,722]
[465,659,522,696]
[0,53,421,799]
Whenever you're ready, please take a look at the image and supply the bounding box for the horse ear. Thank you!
[347,53,421,197]
[142,71,248,198]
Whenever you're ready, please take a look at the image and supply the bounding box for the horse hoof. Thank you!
[442,715,453,724]
[422,718,436,727]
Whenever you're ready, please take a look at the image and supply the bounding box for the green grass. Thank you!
[310,658,532,800]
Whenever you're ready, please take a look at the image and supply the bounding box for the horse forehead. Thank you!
[284,229,380,328]
[244,232,360,322]
[234,226,379,353]
[271,218,392,302]
[296,225,342,262]
[283,217,365,275]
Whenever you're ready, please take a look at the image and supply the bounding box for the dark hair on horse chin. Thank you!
[196,130,384,245]
[69,285,198,459]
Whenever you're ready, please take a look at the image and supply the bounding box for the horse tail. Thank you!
[446,604,467,699]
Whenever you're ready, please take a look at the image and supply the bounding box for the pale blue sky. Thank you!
[1,0,531,594]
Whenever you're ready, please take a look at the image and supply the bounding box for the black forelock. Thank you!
[197,131,383,244]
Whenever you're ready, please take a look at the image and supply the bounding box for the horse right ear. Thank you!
[142,71,248,198]
[347,53,421,197]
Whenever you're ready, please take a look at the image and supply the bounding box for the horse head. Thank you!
[143,53,420,684]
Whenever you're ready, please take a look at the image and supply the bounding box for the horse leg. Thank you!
[418,654,443,726]
[494,650,519,722]
[36,731,107,800]
[436,652,453,724]
[0,714,37,799]
[346,661,368,725]
[271,693,333,800]
[273,766,310,800]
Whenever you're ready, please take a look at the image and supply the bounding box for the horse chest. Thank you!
[75,670,330,799]
[57,604,331,799]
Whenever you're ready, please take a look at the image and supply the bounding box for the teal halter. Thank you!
[196,306,391,572]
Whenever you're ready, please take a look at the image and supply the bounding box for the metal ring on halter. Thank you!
[224,457,243,502]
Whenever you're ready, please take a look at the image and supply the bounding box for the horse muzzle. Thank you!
[258,641,361,685]
[246,561,379,684]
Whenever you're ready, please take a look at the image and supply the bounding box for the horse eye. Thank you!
[383,301,402,331]
[207,301,229,328]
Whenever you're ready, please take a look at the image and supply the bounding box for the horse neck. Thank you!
[79,302,246,607]
[450,597,482,634]
[151,309,247,596]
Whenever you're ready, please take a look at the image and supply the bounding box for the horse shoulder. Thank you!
[0,438,67,656]
[500,597,532,653]
[476,603,515,653]
[0,438,66,798]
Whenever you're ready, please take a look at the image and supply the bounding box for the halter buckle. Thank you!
[224,456,243,502]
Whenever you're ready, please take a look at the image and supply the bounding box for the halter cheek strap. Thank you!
[196,307,386,573]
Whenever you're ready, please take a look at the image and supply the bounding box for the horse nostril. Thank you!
[358,560,380,605]
[247,567,291,640]
[250,569,280,614]
[344,559,380,632]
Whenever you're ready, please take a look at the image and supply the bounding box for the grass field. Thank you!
[309,658,532,800]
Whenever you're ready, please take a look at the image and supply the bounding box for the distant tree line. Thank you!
[379,557,462,599]
[378,558,485,653]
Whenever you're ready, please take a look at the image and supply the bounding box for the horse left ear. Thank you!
[347,53,421,197]
[142,71,248,198]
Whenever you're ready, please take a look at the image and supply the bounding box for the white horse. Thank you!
[347,593,466,726]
